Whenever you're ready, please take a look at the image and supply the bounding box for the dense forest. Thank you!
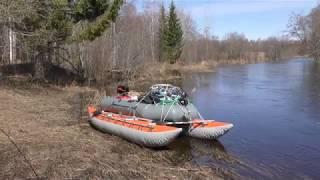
[0,0,318,85]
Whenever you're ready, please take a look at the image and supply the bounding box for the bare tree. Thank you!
[288,5,320,61]
[309,5,320,61]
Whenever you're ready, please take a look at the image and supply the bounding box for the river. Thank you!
[174,58,320,179]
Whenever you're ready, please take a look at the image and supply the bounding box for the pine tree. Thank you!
[73,0,111,22]
[2,0,124,80]
[164,1,183,64]
[158,4,167,62]
[72,0,124,41]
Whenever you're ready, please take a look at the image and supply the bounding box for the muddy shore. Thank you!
[0,77,237,179]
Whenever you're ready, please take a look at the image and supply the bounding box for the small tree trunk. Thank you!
[78,43,86,83]
[111,22,117,69]
[33,45,50,81]
[150,11,155,62]
[9,17,16,64]
[34,54,45,81]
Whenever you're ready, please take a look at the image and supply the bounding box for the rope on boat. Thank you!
[176,102,191,120]
[158,120,214,125]
[160,101,165,122]
[129,90,152,117]
[161,98,177,122]
[133,90,152,108]
[98,112,156,131]
[112,84,207,124]
[138,84,206,123]
[197,111,205,120]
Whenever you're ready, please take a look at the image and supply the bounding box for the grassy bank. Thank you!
[175,58,283,73]
[0,77,238,179]
[0,57,285,89]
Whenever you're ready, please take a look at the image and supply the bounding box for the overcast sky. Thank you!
[136,0,318,40]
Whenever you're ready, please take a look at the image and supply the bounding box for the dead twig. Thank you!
[0,128,39,179]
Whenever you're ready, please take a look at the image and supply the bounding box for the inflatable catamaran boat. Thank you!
[88,84,233,147]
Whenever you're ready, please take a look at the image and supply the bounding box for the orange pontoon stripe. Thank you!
[95,114,177,132]
[192,121,229,128]
[88,106,177,132]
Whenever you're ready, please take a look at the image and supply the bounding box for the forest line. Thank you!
[0,0,319,85]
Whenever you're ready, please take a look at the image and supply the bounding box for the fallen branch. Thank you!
[0,128,39,179]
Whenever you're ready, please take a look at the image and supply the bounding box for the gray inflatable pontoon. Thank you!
[186,120,234,140]
[88,106,182,147]
[101,96,200,122]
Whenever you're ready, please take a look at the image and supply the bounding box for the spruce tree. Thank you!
[164,1,183,64]
[158,4,167,62]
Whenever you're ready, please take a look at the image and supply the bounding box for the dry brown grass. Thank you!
[0,77,230,179]
[162,58,276,74]
[172,61,217,73]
